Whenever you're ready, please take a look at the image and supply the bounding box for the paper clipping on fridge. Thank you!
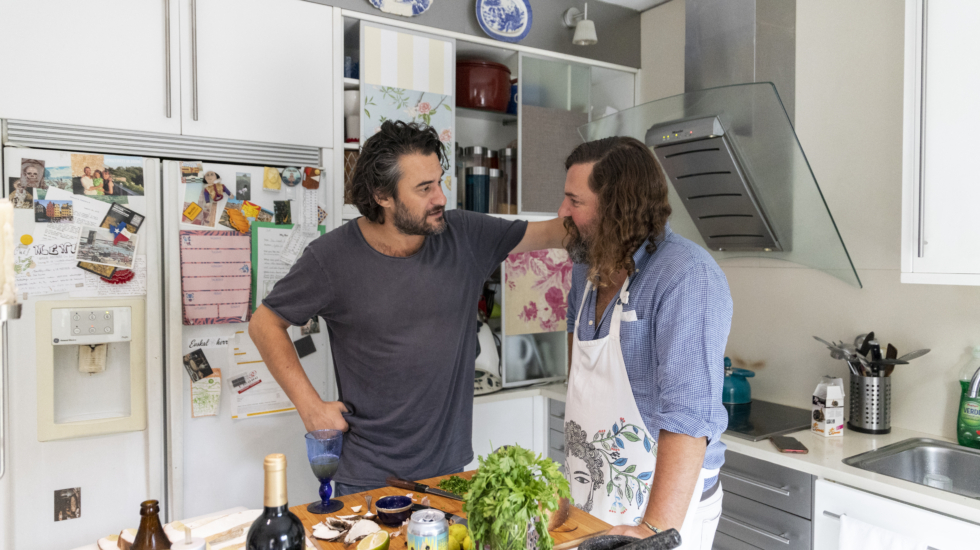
[70,256,147,298]
[191,368,222,419]
[251,222,325,310]
[227,331,295,419]
[14,239,84,298]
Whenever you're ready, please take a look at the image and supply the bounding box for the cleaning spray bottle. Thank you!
[956,346,980,449]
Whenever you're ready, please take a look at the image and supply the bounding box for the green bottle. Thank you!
[957,346,980,449]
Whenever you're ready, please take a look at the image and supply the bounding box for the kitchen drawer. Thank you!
[549,414,565,433]
[549,399,565,419]
[718,493,811,550]
[548,447,565,465]
[721,451,813,519]
[713,531,762,550]
[549,429,565,452]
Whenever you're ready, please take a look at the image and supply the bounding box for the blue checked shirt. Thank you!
[567,224,732,492]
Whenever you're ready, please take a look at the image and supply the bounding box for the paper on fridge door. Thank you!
[227,331,295,419]
[13,239,85,298]
[70,255,147,297]
[191,368,222,418]
[44,187,110,226]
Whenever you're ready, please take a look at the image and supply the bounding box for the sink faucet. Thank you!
[969,364,980,398]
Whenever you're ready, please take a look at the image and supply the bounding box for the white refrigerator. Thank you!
[0,146,335,550]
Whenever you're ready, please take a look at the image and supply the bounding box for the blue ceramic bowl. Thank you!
[375,495,413,526]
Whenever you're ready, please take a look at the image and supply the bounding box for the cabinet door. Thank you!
[0,0,180,134]
[902,0,980,283]
[813,479,980,549]
[179,0,333,147]
[467,397,535,470]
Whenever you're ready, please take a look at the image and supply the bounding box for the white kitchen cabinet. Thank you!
[467,396,546,470]
[179,0,333,147]
[901,0,980,285]
[813,479,980,549]
[0,0,181,134]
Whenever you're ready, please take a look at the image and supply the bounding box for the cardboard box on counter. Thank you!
[812,377,845,437]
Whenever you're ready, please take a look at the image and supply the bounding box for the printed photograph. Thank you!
[236,173,251,201]
[8,178,32,209]
[181,161,204,184]
[100,203,144,234]
[274,200,291,225]
[21,158,46,189]
[77,261,116,279]
[54,488,81,522]
[182,349,214,382]
[34,200,74,224]
[219,200,251,233]
[76,226,137,269]
[44,166,72,191]
[103,155,145,196]
[181,183,218,227]
[70,154,106,196]
[301,316,320,336]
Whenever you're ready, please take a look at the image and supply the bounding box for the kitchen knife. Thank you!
[386,476,464,501]
[410,503,467,526]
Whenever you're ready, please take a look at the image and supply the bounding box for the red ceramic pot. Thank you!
[457,59,512,112]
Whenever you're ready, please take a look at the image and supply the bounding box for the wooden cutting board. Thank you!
[292,471,610,550]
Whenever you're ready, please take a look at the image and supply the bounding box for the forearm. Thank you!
[510,217,567,254]
[248,306,322,412]
[643,430,707,531]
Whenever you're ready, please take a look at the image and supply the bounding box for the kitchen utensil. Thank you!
[869,340,883,377]
[854,333,869,349]
[898,348,931,362]
[722,358,754,404]
[305,429,344,514]
[577,531,682,550]
[456,59,512,112]
[375,495,413,526]
[858,332,875,358]
[848,372,892,434]
[554,530,610,550]
[886,343,898,360]
[385,476,464,501]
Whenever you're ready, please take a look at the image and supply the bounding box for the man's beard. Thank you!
[392,198,446,236]
[564,217,593,264]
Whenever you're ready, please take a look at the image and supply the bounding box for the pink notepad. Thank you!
[179,230,252,325]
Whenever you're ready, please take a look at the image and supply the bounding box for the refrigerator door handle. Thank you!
[0,304,22,481]
[165,0,172,118]
[191,0,199,121]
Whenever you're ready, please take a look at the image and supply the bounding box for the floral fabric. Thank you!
[504,248,572,335]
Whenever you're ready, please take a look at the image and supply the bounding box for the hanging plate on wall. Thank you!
[367,0,433,17]
[476,0,532,43]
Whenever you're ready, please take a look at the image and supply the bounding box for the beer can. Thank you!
[406,509,449,550]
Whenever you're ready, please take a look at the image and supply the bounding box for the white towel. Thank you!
[839,515,929,550]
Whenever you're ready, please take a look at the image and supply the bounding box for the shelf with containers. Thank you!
[329,10,638,395]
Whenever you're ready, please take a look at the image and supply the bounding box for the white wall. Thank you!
[641,0,980,440]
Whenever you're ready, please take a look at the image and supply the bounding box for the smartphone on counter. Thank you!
[770,436,808,454]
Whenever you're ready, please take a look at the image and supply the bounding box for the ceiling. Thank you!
[595,0,673,11]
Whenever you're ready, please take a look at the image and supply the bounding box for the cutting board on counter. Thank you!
[292,471,610,550]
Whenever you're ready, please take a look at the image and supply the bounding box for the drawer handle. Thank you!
[822,512,939,550]
[720,515,790,545]
[719,471,791,496]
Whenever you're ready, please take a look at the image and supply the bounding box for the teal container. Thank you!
[722,357,754,404]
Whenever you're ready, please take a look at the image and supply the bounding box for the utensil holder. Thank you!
[848,373,891,434]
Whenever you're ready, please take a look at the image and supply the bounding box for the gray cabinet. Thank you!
[715,451,814,550]
[548,399,566,471]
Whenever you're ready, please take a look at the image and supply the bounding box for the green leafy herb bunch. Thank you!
[463,445,571,550]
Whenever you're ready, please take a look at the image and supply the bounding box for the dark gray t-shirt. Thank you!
[263,210,527,485]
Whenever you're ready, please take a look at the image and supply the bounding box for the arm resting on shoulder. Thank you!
[510,217,567,255]
[608,430,706,536]
[249,305,349,432]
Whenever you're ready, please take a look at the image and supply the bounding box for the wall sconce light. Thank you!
[562,3,598,46]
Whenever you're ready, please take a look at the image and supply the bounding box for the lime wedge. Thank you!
[357,530,390,550]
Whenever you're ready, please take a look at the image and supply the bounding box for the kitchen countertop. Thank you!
[293,471,610,550]
[721,427,980,525]
[473,381,567,405]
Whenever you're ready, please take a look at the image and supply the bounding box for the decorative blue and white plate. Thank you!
[368,0,432,17]
[476,0,532,43]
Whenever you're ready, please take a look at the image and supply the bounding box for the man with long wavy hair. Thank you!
[559,137,732,549]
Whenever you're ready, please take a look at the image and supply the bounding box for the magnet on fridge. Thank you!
[262,167,282,191]
[281,167,303,188]
[317,206,327,226]
[20,234,32,245]
[241,201,261,218]
[302,167,321,190]
[183,202,203,221]
[181,161,204,184]
[274,201,291,225]
[202,171,231,203]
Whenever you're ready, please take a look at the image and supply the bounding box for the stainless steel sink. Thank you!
[843,438,980,499]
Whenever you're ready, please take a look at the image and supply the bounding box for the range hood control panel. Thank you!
[51,306,132,345]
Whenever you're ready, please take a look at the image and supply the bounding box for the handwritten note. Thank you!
[14,240,84,298]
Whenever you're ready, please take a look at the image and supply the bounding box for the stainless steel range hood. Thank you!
[578,0,860,287]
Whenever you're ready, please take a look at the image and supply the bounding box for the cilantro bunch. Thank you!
[463,445,571,550]
[438,475,473,496]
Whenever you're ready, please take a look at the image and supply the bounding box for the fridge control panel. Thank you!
[51,307,132,345]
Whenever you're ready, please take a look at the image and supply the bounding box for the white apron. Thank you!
[564,281,719,543]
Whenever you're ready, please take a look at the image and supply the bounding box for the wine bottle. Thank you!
[132,499,172,550]
[246,453,305,550]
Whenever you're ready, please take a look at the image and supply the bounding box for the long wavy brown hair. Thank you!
[565,137,672,287]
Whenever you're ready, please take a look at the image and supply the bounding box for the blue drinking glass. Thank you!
[305,429,344,514]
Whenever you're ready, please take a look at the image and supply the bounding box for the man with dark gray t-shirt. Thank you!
[250,121,566,494]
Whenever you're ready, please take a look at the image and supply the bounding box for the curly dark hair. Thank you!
[564,137,672,287]
[350,120,445,224]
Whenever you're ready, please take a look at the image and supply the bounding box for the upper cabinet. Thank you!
[902,0,980,285]
[178,0,333,147]
[0,0,181,134]
[0,0,332,148]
